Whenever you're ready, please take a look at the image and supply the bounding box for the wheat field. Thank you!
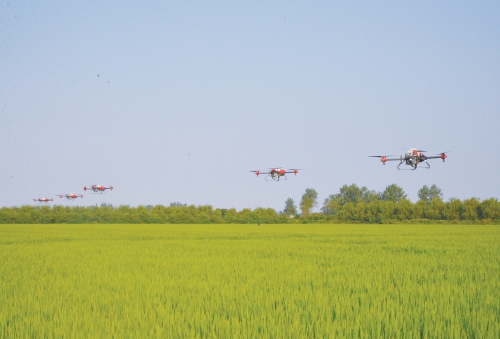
[1,224,499,338]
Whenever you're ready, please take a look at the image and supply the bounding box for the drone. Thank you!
[57,194,83,200]
[84,185,113,194]
[250,168,300,181]
[370,148,448,170]
[33,198,53,203]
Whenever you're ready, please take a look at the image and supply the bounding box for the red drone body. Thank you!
[370,148,449,170]
[33,198,53,203]
[57,194,83,200]
[84,185,113,194]
[250,168,301,181]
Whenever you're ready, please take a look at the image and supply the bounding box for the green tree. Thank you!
[197,212,211,224]
[283,198,298,217]
[338,202,355,222]
[254,207,279,223]
[300,188,318,216]
[321,184,379,215]
[377,200,396,223]
[418,185,443,204]
[443,198,464,221]
[150,205,167,223]
[223,208,238,223]
[426,198,444,220]
[210,209,223,223]
[395,198,413,221]
[238,208,255,223]
[380,184,407,203]
[463,197,480,221]
[321,196,341,215]
[412,200,427,220]
[137,205,150,223]
[327,184,379,206]
[479,198,500,220]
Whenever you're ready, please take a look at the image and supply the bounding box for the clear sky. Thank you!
[1,1,499,211]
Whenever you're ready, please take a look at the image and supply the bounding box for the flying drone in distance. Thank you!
[33,198,53,203]
[250,168,301,181]
[57,194,83,200]
[84,185,113,194]
[370,148,448,170]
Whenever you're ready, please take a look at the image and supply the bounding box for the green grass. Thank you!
[1,224,499,338]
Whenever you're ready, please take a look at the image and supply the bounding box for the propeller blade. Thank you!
[369,155,398,158]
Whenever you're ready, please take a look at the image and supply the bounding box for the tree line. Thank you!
[1,184,499,224]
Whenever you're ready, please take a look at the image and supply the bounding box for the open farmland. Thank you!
[1,224,499,338]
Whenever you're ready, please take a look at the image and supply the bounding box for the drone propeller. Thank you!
[250,170,263,176]
[369,155,397,158]
[437,151,449,161]
[402,148,427,152]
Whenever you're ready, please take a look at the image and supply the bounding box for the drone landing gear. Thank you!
[414,162,430,170]
[265,175,287,181]
[397,160,430,170]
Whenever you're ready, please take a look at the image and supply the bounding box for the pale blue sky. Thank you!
[1,1,499,211]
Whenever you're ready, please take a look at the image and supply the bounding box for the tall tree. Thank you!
[321,184,378,215]
[418,184,443,204]
[429,185,443,201]
[380,184,407,203]
[427,197,444,220]
[283,198,298,217]
[443,198,464,220]
[321,196,341,215]
[300,188,318,215]
[336,184,379,205]
[463,197,480,221]
[418,185,430,202]
[479,198,500,220]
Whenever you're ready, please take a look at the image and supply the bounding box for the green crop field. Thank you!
[1,224,499,338]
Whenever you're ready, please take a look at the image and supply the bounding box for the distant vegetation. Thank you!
[1,184,499,224]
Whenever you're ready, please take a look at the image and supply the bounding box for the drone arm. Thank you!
[426,152,448,162]
[425,156,446,162]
